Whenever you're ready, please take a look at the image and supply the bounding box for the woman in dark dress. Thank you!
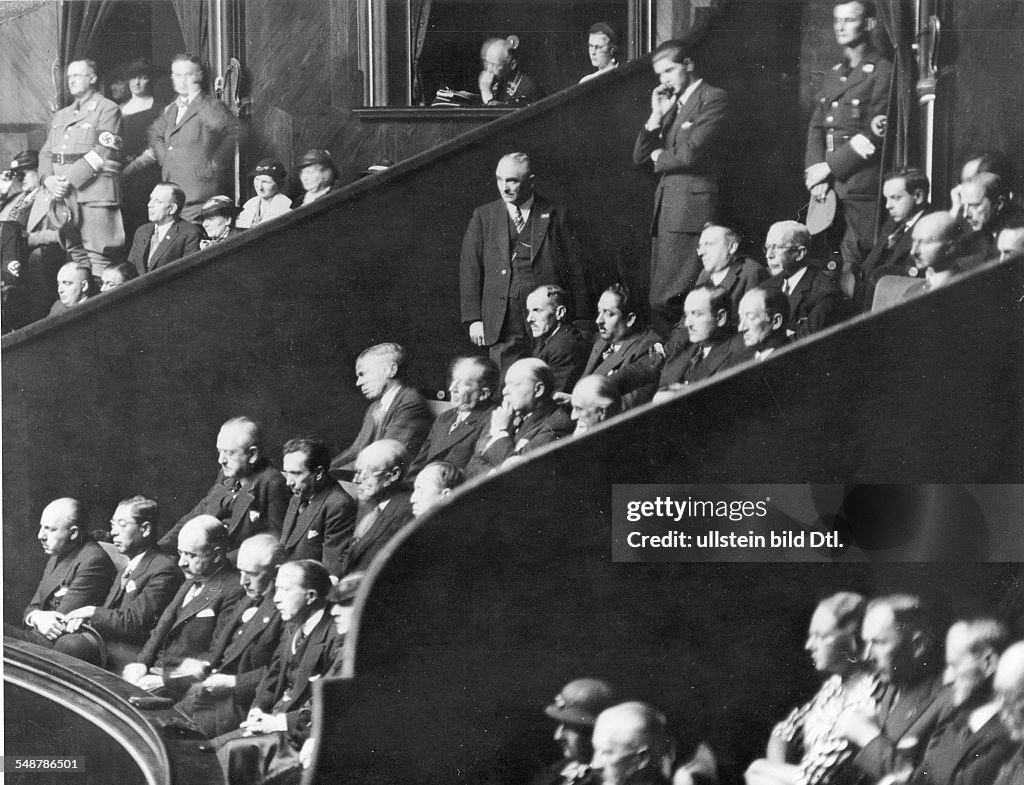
[119,59,165,241]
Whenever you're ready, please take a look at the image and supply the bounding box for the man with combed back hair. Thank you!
[329,342,433,476]
[835,594,947,782]
[159,416,290,559]
[527,284,591,394]
[60,495,182,669]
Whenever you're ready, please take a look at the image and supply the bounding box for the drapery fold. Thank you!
[410,0,433,105]
[57,0,117,103]
[169,0,210,67]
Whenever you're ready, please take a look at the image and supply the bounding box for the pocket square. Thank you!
[515,438,530,452]
[681,121,694,129]
[126,580,138,593]
[307,529,320,540]
[249,511,260,522]
[54,586,69,597]
[196,607,216,618]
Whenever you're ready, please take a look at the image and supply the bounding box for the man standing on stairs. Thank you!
[461,152,590,380]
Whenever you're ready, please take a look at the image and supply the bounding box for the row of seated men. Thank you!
[0,145,340,331]
[530,594,1024,785]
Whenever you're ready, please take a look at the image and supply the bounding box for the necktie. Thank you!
[513,206,525,234]
[183,580,203,606]
[148,230,161,264]
[449,411,468,434]
[601,343,618,361]
[120,564,133,588]
[782,278,792,296]
[354,506,379,540]
[886,223,907,249]
[291,625,308,655]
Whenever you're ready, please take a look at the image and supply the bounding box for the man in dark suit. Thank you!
[993,642,1024,785]
[410,461,465,518]
[909,617,1015,785]
[634,40,729,336]
[173,533,286,737]
[694,224,768,322]
[159,416,290,558]
[479,36,545,107]
[859,168,930,309]
[408,356,499,476]
[329,342,433,475]
[126,182,203,274]
[466,358,573,477]
[763,221,848,339]
[897,212,964,303]
[148,54,237,221]
[837,594,948,781]
[460,152,589,376]
[124,515,246,692]
[583,284,659,410]
[527,284,590,394]
[731,286,791,365]
[280,436,356,578]
[651,284,746,404]
[341,440,415,578]
[804,1,892,271]
[22,497,116,648]
[60,495,183,669]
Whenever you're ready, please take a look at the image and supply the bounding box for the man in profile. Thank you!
[634,40,729,335]
[478,36,544,106]
[127,182,203,274]
[694,224,768,321]
[22,497,116,648]
[900,211,963,299]
[460,152,589,376]
[591,702,671,785]
[410,461,464,518]
[527,284,590,394]
[732,287,790,364]
[836,594,946,780]
[280,436,356,578]
[159,416,290,557]
[534,678,618,785]
[149,53,237,220]
[569,376,623,436]
[329,343,433,475]
[61,495,183,669]
[993,641,1024,785]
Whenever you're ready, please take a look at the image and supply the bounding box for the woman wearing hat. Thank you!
[237,159,292,228]
[580,23,620,83]
[198,196,242,249]
[119,59,165,240]
[292,149,341,208]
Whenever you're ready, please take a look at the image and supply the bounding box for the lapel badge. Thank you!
[307,529,319,539]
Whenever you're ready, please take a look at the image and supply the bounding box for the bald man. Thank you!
[900,211,963,298]
[125,515,245,692]
[22,497,116,647]
[478,36,544,106]
[993,641,1024,785]
[159,416,290,558]
[48,261,92,317]
[460,152,589,377]
[570,375,622,436]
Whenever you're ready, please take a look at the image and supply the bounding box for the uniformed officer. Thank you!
[804,1,892,277]
[38,60,125,277]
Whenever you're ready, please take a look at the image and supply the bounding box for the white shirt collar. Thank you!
[379,384,400,414]
[785,265,809,291]
[125,551,146,572]
[302,607,325,637]
[969,701,1001,733]
[679,78,704,105]
[506,195,534,222]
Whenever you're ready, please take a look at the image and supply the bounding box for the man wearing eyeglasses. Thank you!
[339,440,413,578]
[763,221,848,339]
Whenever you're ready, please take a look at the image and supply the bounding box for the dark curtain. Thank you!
[875,0,919,171]
[170,0,209,66]
[411,0,432,105]
[58,0,117,103]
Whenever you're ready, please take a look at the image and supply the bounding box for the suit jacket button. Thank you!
[500,269,507,275]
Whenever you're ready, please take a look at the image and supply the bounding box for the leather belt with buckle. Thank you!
[53,153,85,165]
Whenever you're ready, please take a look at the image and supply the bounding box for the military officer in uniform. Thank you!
[804,1,892,277]
[38,59,124,278]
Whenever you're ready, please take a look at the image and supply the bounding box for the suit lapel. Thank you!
[174,575,221,629]
[287,489,327,549]
[226,483,256,535]
[789,268,815,316]
[223,595,278,663]
[38,555,71,602]
[530,199,551,261]
[169,99,200,134]
[495,201,511,267]
[150,222,177,269]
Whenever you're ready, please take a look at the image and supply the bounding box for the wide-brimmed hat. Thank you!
[197,195,239,219]
[297,148,337,172]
